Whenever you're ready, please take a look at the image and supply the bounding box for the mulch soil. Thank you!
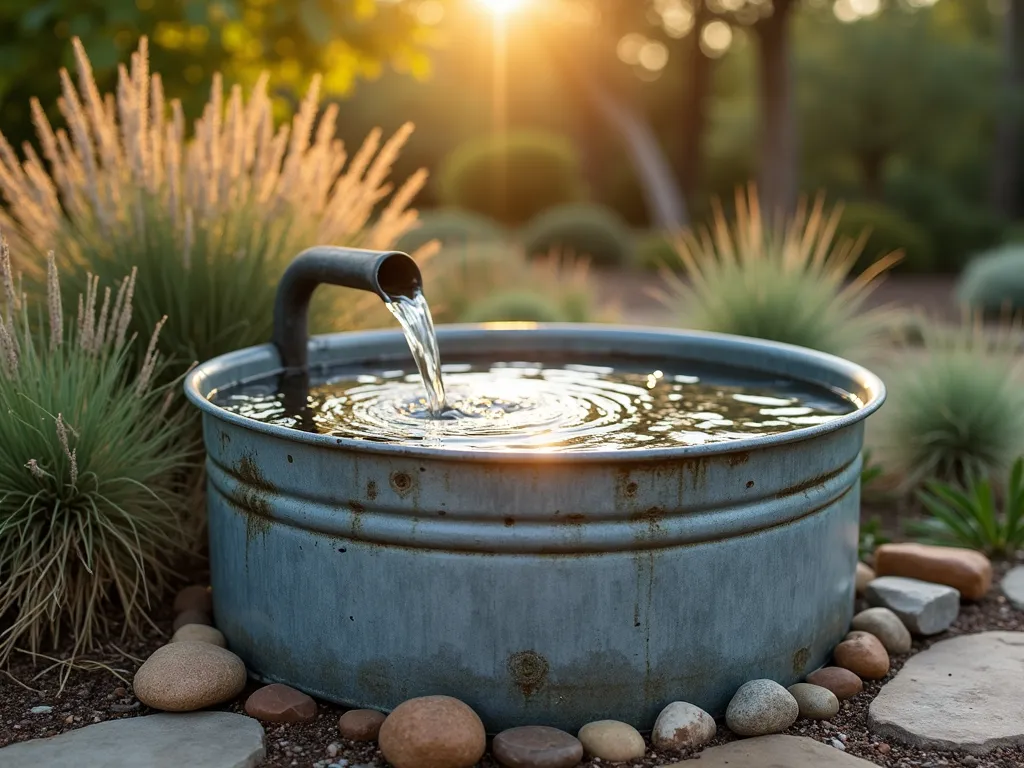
[2,554,1023,768]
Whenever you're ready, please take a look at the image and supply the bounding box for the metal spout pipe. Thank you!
[272,246,421,373]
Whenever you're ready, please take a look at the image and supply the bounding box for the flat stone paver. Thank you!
[868,631,1024,754]
[1002,566,1024,610]
[666,734,876,766]
[0,712,264,768]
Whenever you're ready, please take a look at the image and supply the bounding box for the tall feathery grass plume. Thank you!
[0,234,195,669]
[0,37,434,373]
[875,314,1024,490]
[654,185,902,359]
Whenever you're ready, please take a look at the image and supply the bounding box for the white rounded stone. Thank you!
[851,607,913,654]
[726,679,799,737]
[651,701,716,750]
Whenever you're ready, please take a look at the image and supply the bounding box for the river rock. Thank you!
[856,562,875,596]
[133,642,247,712]
[725,679,799,737]
[173,609,213,631]
[833,634,890,679]
[669,734,880,767]
[339,709,387,741]
[806,667,863,700]
[492,725,584,768]
[1001,566,1024,610]
[0,712,264,768]
[378,695,486,768]
[787,683,839,720]
[868,631,1024,754]
[844,630,875,643]
[651,701,716,750]
[244,683,317,723]
[173,584,213,615]
[866,576,960,635]
[577,720,646,761]
[170,624,226,648]
[874,543,992,600]
[851,607,912,654]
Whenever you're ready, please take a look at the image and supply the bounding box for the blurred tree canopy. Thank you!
[0,0,433,149]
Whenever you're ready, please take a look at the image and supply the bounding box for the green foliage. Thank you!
[956,245,1024,317]
[880,322,1024,488]
[0,247,195,664]
[859,517,890,562]
[0,40,425,374]
[396,209,505,255]
[861,448,884,489]
[909,458,1024,557]
[0,0,431,153]
[521,203,632,268]
[658,187,898,357]
[462,291,566,323]
[835,202,935,274]
[633,231,680,272]
[424,243,614,326]
[438,131,587,226]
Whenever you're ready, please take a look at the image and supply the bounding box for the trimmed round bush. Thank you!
[461,291,566,323]
[396,209,504,254]
[633,231,680,272]
[521,203,632,268]
[438,131,586,225]
[835,202,935,273]
[956,245,1024,317]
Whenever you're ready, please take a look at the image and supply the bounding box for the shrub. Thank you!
[438,131,586,226]
[878,320,1024,488]
[657,186,900,357]
[859,517,890,562]
[424,243,614,325]
[0,38,430,374]
[956,245,1024,317]
[633,231,681,272]
[0,241,194,664]
[462,291,566,323]
[834,202,935,274]
[397,209,505,255]
[521,203,632,268]
[909,457,1024,557]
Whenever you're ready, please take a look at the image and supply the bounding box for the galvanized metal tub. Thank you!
[185,324,885,733]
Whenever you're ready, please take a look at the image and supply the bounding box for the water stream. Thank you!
[384,289,447,416]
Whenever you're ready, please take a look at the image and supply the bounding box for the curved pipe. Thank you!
[272,246,421,372]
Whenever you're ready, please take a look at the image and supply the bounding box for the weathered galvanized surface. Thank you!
[186,325,885,733]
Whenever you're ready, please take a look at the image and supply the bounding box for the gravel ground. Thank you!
[2,558,1022,768]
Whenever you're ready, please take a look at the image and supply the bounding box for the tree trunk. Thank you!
[991,0,1024,219]
[679,2,715,205]
[753,0,798,217]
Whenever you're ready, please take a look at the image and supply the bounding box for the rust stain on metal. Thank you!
[727,451,751,467]
[746,480,755,489]
[508,650,549,698]
[390,471,413,496]
[792,647,810,674]
[631,506,664,523]
[625,481,639,497]
[231,451,275,542]
[559,513,587,525]
[349,501,366,514]
[503,517,515,527]
[219,430,231,450]
[366,481,378,500]
[286,454,294,464]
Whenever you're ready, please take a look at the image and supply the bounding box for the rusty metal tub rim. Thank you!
[184,323,885,463]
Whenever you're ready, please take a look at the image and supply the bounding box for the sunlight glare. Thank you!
[478,0,527,15]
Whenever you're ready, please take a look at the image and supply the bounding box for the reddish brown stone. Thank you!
[339,709,387,742]
[833,634,890,680]
[378,695,486,768]
[874,543,991,601]
[173,585,212,614]
[492,725,583,768]
[244,683,318,723]
[805,667,863,700]
[172,610,212,631]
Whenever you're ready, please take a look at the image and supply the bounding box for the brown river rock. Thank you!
[833,634,890,679]
[492,725,584,768]
[378,695,486,768]
[874,543,991,601]
[805,667,863,700]
[172,609,212,631]
[338,709,387,741]
[244,683,317,723]
[173,584,213,614]
[133,642,246,712]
